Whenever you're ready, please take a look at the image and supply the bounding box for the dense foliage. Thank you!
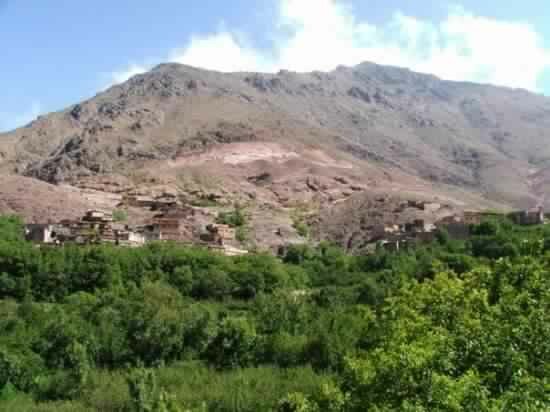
[0,215,548,411]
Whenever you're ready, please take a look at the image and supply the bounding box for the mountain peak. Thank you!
[0,60,549,251]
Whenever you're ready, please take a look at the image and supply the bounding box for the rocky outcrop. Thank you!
[1,60,549,234]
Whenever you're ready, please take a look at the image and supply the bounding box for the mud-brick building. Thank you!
[435,216,471,240]
[380,236,414,252]
[509,207,545,226]
[202,224,237,246]
[134,225,162,242]
[74,210,116,244]
[125,195,156,209]
[25,224,58,244]
[463,210,502,225]
[151,195,179,211]
[123,193,180,211]
[201,223,249,256]
[84,210,113,223]
[115,229,146,247]
[404,219,436,234]
[152,207,194,241]
[438,223,471,240]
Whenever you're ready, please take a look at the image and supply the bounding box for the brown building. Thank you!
[115,229,146,247]
[151,207,194,242]
[404,219,435,234]
[135,225,162,242]
[83,210,113,223]
[440,222,471,240]
[435,216,471,240]
[25,224,58,244]
[124,193,180,211]
[202,224,237,245]
[463,210,502,225]
[126,195,156,209]
[509,207,545,226]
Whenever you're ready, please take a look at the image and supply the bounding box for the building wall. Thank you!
[509,209,544,226]
[26,225,56,243]
[442,223,471,240]
[463,212,483,225]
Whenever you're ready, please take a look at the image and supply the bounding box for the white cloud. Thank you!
[171,32,275,73]
[0,102,42,132]
[109,0,550,92]
[110,64,150,85]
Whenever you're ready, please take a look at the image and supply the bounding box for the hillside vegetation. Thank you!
[0,215,549,411]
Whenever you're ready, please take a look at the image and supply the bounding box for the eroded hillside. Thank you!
[0,61,548,249]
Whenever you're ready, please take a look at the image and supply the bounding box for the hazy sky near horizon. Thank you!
[2,0,550,131]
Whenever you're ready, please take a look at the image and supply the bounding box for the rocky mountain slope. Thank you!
[0,61,548,249]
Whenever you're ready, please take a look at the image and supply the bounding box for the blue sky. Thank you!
[2,0,550,132]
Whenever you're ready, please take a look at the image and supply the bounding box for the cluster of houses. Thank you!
[24,198,545,256]
[25,207,248,256]
[377,206,546,252]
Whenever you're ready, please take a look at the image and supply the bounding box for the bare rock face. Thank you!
[1,60,550,249]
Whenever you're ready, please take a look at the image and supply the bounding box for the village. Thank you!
[24,190,546,256]
[374,205,546,252]
[24,192,250,256]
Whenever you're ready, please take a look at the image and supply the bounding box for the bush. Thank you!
[216,204,247,228]
[112,210,128,222]
[277,392,318,412]
[204,317,257,369]
[0,215,24,242]
[236,226,248,243]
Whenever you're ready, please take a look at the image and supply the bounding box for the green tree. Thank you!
[127,367,158,412]
[277,392,318,412]
[216,203,247,227]
[0,215,24,242]
[204,317,257,369]
[113,209,128,222]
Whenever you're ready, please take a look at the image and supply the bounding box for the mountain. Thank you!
[1,62,549,250]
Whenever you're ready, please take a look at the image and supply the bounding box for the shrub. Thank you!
[112,210,128,222]
[204,317,257,369]
[216,204,247,228]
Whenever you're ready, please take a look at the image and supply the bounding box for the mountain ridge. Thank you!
[1,60,549,250]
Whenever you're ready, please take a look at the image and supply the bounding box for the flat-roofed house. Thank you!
[83,210,113,223]
[463,210,502,225]
[115,229,146,247]
[202,224,237,245]
[152,208,193,242]
[509,207,545,226]
[25,224,57,244]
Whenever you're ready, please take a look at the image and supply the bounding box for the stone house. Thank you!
[151,195,179,211]
[136,225,162,242]
[84,210,113,223]
[25,224,58,244]
[380,237,414,252]
[124,193,180,211]
[115,229,146,247]
[509,207,545,226]
[424,202,442,213]
[438,222,471,240]
[151,208,193,242]
[414,231,437,243]
[202,224,237,245]
[463,211,502,225]
[127,195,156,209]
[405,219,435,234]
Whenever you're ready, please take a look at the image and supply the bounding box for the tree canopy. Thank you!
[0,215,548,411]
